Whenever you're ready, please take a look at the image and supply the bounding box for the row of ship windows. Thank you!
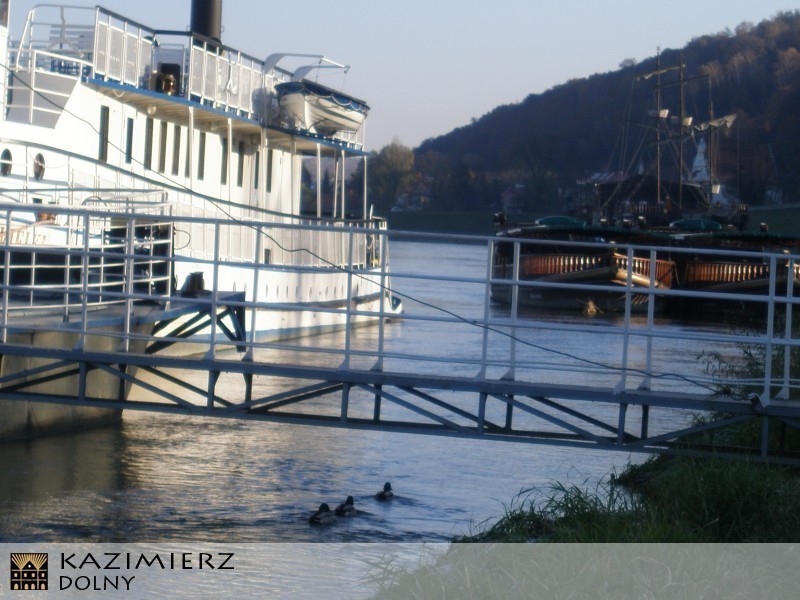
[98,106,272,191]
[0,110,272,190]
[0,148,46,179]
[265,285,358,300]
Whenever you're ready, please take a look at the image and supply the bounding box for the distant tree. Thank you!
[353,141,415,213]
[415,150,455,210]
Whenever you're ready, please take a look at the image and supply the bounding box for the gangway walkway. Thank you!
[2,207,800,463]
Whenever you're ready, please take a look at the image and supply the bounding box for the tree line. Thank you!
[349,11,800,216]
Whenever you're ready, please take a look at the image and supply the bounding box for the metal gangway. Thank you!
[2,205,800,463]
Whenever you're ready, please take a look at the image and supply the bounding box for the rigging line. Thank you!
[0,62,726,394]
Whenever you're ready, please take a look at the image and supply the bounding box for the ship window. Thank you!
[144,117,154,169]
[158,121,168,173]
[254,150,260,190]
[172,124,181,176]
[197,131,206,180]
[0,149,11,176]
[33,154,45,180]
[237,141,245,187]
[185,129,191,178]
[221,136,228,185]
[125,118,134,164]
[266,150,273,193]
[98,106,110,162]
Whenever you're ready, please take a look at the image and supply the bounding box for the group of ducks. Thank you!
[309,482,394,525]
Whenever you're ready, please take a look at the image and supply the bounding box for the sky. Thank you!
[6,0,798,150]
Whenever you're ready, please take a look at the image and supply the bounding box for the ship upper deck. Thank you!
[7,4,367,154]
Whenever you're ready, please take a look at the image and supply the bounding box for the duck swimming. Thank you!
[335,495,356,516]
[375,482,393,501]
[308,503,336,525]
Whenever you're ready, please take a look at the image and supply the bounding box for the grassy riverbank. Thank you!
[455,454,800,543]
[369,456,800,597]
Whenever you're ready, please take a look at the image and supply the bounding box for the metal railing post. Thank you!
[246,226,262,361]
[780,258,795,400]
[208,221,221,358]
[478,240,493,380]
[615,245,635,393]
[374,231,388,371]
[341,229,355,369]
[507,240,521,380]
[122,216,135,353]
[77,213,91,350]
[640,248,657,391]
[1,211,11,343]
[762,255,777,407]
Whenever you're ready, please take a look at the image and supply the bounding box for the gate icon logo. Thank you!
[10,553,48,591]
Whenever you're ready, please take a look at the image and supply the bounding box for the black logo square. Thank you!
[10,553,48,591]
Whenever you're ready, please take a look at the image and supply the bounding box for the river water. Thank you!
[0,240,740,544]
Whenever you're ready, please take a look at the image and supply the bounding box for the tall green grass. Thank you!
[455,455,800,544]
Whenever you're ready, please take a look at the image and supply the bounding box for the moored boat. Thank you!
[491,217,676,313]
[493,51,795,316]
[667,223,800,314]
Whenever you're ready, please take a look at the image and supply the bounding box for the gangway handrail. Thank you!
[3,214,800,460]
[0,210,800,404]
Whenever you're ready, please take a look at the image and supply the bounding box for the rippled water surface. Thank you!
[0,241,740,543]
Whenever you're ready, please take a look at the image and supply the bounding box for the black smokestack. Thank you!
[191,0,223,45]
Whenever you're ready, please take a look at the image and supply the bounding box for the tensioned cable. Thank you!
[0,60,739,395]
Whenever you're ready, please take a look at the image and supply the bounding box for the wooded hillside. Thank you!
[361,11,800,216]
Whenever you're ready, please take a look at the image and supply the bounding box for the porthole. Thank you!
[1,149,12,176]
[33,153,45,180]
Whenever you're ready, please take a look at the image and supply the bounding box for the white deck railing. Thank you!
[10,5,366,146]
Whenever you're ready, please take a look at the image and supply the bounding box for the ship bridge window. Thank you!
[125,118,134,164]
[99,106,110,162]
[172,124,182,176]
[197,131,206,180]
[158,121,168,173]
[0,149,11,176]
[33,154,45,180]
[221,136,228,185]
[266,150,273,193]
[144,118,154,170]
[237,141,245,187]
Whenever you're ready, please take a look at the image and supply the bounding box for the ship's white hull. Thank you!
[0,321,152,441]
[0,1,393,440]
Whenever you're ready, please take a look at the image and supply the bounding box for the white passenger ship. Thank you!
[0,0,399,439]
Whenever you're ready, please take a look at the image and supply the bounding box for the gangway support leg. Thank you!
[373,384,382,422]
[478,392,487,434]
[617,403,629,445]
[117,364,128,402]
[207,371,220,409]
[641,404,650,440]
[244,372,253,405]
[504,395,514,431]
[341,383,351,422]
[78,361,87,404]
